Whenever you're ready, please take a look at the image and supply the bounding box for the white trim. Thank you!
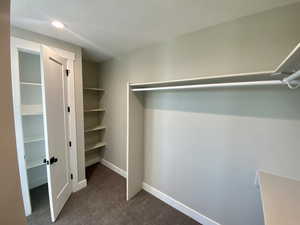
[52,47,75,61]
[10,37,79,215]
[142,183,221,225]
[101,159,127,178]
[73,179,87,192]
[11,37,40,53]
[126,82,130,200]
[66,60,79,191]
[101,159,220,225]
[10,38,33,216]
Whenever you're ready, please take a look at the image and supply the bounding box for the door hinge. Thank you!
[66,69,70,76]
[67,106,70,112]
[70,173,73,180]
[69,141,72,147]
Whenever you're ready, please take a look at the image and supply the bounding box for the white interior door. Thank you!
[41,45,72,222]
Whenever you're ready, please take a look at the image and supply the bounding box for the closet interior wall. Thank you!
[82,60,106,167]
[99,3,300,225]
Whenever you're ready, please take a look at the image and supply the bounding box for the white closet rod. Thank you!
[132,69,300,92]
[132,80,287,92]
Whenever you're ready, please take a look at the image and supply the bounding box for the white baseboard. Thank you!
[101,159,127,178]
[73,179,87,192]
[142,183,221,225]
[100,160,219,225]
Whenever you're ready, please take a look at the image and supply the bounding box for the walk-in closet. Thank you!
[4,2,300,225]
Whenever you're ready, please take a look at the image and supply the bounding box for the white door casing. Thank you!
[41,45,72,222]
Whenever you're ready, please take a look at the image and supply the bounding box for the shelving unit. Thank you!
[82,61,106,167]
[85,125,106,133]
[17,51,47,190]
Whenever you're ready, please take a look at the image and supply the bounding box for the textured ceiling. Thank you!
[11,0,300,61]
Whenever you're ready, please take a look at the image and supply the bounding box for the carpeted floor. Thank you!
[27,163,201,225]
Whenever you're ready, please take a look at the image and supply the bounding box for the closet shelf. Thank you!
[84,125,106,133]
[85,156,101,167]
[129,42,300,92]
[84,108,105,113]
[22,105,43,116]
[26,160,45,169]
[24,136,44,144]
[84,87,104,91]
[85,142,106,152]
[21,82,42,86]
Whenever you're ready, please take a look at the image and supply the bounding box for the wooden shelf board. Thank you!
[129,42,300,90]
[129,71,276,89]
[84,87,104,91]
[21,82,42,86]
[27,160,45,169]
[85,142,106,152]
[22,104,43,116]
[84,125,106,133]
[85,156,101,167]
[24,136,44,144]
[84,108,105,113]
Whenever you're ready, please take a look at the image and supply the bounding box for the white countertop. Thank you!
[259,171,300,225]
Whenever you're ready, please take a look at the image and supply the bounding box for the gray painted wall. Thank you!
[99,3,300,225]
[143,88,300,225]
[11,27,86,182]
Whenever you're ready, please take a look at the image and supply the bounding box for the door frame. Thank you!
[10,37,79,216]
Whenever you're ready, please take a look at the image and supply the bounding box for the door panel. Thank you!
[41,46,71,222]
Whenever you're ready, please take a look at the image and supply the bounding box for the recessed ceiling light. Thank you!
[51,20,64,29]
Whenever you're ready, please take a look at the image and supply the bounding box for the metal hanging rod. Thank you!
[131,70,300,92]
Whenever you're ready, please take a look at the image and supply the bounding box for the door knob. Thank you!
[49,156,58,165]
[44,157,58,165]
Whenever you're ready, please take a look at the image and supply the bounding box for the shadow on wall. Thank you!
[144,86,300,120]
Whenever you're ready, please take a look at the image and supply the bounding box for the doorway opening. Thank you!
[18,50,51,220]
[11,38,78,223]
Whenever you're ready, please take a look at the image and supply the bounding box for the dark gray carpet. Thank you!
[27,164,201,225]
